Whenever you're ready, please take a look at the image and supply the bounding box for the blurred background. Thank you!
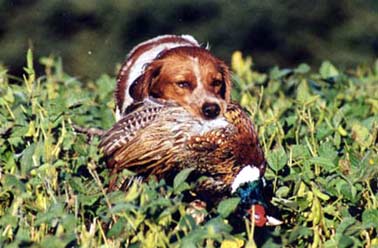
[1,0,378,79]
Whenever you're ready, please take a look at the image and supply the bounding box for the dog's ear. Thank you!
[218,60,232,102]
[130,61,163,101]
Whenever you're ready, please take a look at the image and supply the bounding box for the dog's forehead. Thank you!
[158,54,216,73]
[161,47,217,63]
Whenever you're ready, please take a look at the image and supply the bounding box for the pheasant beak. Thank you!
[248,204,283,227]
[266,215,283,226]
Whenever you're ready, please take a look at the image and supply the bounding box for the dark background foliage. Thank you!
[1,0,378,79]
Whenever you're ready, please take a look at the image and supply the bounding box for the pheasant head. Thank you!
[230,166,282,226]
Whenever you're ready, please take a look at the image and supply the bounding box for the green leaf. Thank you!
[15,227,31,243]
[35,203,64,226]
[0,214,18,227]
[107,218,126,237]
[351,122,373,148]
[338,235,354,248]
[68,177,86,193]
[267,147,288,173]
[173,168,194,192]
[20,143,36,176]
[205,217,233,234]
[217,197,240,218]
[294,63,311,74]
[61,215,76,231]
[309,157,336,172]
[332,107,346,127]
[296,79,313,104]
[362,209,378,228]
[316,122,333,140]
[3,174,26,192]
[319,61,339,78]
[174,182,191,194]
[337,182,358,202]
[318,142,337,161]
[124,181,142,202]
[77,194,100,207]
[288,226,312,243]
[270,67,292,80]
[96,74,115,100]
[291,145,310,160]
[336,217,356,235]
[276,186,290,198]
[26,48,34,70]
[40,235,73,248]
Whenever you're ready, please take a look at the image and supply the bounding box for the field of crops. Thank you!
[0,50,377,247]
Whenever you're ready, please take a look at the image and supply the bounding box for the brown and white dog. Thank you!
[115,35,231,120]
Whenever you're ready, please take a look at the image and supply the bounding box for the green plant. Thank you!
[0,50,377,247]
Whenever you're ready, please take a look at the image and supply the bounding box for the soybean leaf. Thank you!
[173,168,194,193]
[217,197,240,218]
[362,209,378,228]
[267,147,288,173]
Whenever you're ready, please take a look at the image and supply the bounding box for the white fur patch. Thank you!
[231,165,261,193]
[192,57,202,88]
[115,108,122,121]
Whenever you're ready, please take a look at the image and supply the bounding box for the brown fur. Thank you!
[115,36,198,114]
[130,47,231,119]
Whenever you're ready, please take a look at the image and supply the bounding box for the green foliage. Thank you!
[1,0,378,78]
[232,52,378,247]
[1,50,378,247]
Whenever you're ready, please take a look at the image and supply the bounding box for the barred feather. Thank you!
[99,97,266,200]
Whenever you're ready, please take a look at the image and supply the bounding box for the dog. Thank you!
[115,35,231,120]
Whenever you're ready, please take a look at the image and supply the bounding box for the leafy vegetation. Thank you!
[1,1,378,77]
[0,50,377,247]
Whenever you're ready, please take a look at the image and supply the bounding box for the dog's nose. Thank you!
[202,102,221,119]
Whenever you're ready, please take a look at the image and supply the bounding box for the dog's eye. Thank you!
[211,80,223,87]
[176,81,191,89]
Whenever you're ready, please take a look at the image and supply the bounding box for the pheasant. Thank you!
[99,98,281,226]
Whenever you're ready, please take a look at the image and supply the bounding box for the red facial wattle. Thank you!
[249,204,267,227]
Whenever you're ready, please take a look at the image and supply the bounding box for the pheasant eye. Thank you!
[211,80,223,87]
[176,81,191,89]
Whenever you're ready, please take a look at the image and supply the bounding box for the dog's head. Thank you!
[130,46,231,119]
